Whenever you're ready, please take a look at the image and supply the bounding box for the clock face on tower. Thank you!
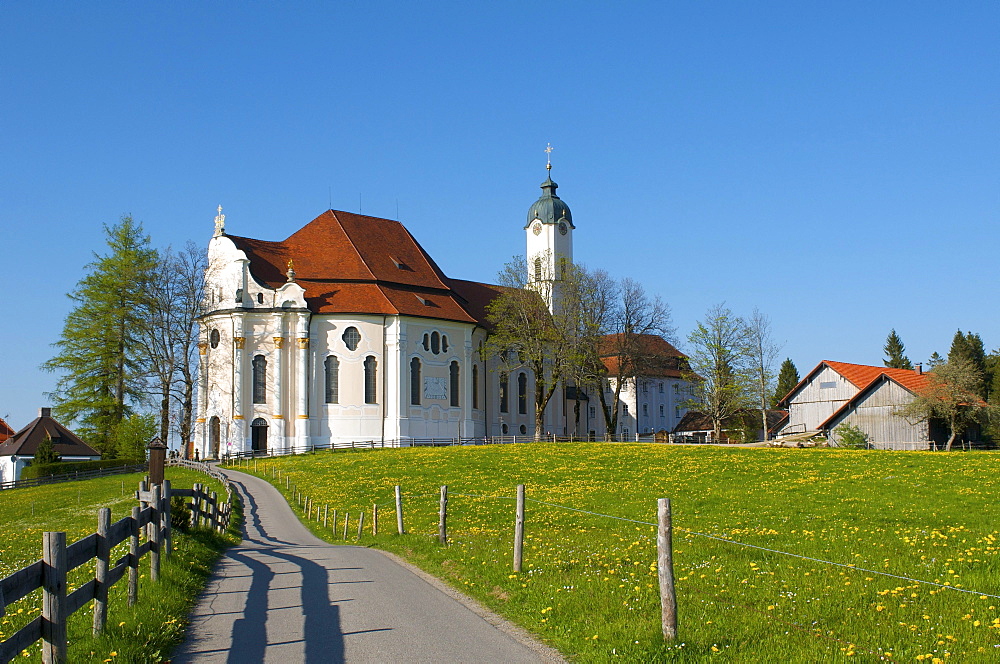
[532,222,542,236]
[558,222,568,236]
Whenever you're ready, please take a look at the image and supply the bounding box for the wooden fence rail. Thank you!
[0,473,231,664]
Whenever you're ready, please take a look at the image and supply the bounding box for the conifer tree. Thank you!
[948,330,987,398]
[770,358,800,408]
[42,216,157,455]
[33,434,60,465]
[883,329,913,369]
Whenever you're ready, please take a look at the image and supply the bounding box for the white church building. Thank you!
[194,169,692,457]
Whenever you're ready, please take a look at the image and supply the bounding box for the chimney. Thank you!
[39,407,51,418]
[915,364,923,375]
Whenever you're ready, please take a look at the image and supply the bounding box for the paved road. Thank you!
[172,469,557,663]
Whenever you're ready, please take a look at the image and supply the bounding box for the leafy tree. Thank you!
[746,308,781,441]
[771,358,800,408]
[685,303,752,443]
[33,434,60,465]
[485,254,597,441]
[42,216,157,455]
[110,412,157,460]
[834,423,869,449]
[588,277,675,440]
[899,357,988,451]
[948,330,987,398]
[883,329,913,369]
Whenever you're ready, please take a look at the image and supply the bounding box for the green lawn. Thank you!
[230,445,1000,662]
[0,467,237,662]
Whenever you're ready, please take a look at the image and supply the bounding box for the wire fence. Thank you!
[224,458,999,659]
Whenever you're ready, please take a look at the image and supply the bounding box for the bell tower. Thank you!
[525,145,574,313]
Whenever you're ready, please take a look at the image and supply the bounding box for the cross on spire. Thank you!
[545,143,553,171]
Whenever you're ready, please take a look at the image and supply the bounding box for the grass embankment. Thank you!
[0,468,239,662]
[230,445,1000,662]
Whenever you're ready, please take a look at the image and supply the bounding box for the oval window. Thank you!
[431,331,440,355]
[343,327,361,351]
[210,329,220,349]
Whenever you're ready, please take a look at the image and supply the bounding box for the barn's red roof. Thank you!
[227,210,503,325]
[779,360,930,407]
[0,417,14,445]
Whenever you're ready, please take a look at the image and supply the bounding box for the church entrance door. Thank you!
[209,417,220,459]
[251,418,268,455]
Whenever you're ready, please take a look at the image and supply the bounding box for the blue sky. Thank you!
[1,2,997,430]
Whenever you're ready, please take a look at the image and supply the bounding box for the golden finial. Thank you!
[286,259,296,282]
[213,205,226,237]
[545,143,553,171]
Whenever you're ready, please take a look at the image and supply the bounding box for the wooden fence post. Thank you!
[514,484,525,572]
[395,485,405,534]
[324,504,329,528]
[129,506,140,606]
[331,509,338,535]
[343,513,349,540]
[191,483,201,528]
[372,503,378,535]
[42,531,67,664]
[657,498,678,641]
[357,511,365,540]
[150,485,161,582]
[211,491,220,532]
[439,485,448,545]
[93,507,110,635]
[163,479,172,558]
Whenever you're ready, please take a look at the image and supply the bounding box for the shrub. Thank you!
[834,423,869,449]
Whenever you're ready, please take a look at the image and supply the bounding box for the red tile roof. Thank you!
[599,334,691,378]
[0,417,13,444]
[779,360,930,407]
[228,210,503,325]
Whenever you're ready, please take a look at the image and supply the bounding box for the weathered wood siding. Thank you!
[827,380,930,450]
[787,366,857,431]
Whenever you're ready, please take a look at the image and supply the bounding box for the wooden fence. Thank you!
[0,472,232,664]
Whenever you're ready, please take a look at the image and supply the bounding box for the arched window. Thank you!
[210,329,220,349]
[343,327,361,351]
[422,334,430,351]
[499,372,509,413]
[450,361,460,407]
[324,356,339,404]
[257,292,264,304]
[472,365,479,409]
[251,417,268,454]
[430,331,440,354]
[442,335,449,353]
[364,356,377,404]
[534,257,542,281]
[252,355,267,404]
[410,357,421,406]
[517,372,527,415]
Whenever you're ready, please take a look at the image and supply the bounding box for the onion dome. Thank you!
[525,174,574,229]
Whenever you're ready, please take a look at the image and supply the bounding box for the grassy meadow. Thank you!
[230,444,1000,662]
[0,467,237,662]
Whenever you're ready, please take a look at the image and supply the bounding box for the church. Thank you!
[195,167,692,457]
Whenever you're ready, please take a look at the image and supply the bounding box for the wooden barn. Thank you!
[777,361,949,450]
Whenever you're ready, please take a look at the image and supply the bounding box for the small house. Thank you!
[0,408,100,483]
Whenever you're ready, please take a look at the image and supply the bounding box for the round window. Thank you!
[519,424,527,435]
[210,329,220,349]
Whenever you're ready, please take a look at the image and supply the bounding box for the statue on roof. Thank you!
[214,205,226,237]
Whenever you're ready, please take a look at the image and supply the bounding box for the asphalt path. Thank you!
[171,468,560,663]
